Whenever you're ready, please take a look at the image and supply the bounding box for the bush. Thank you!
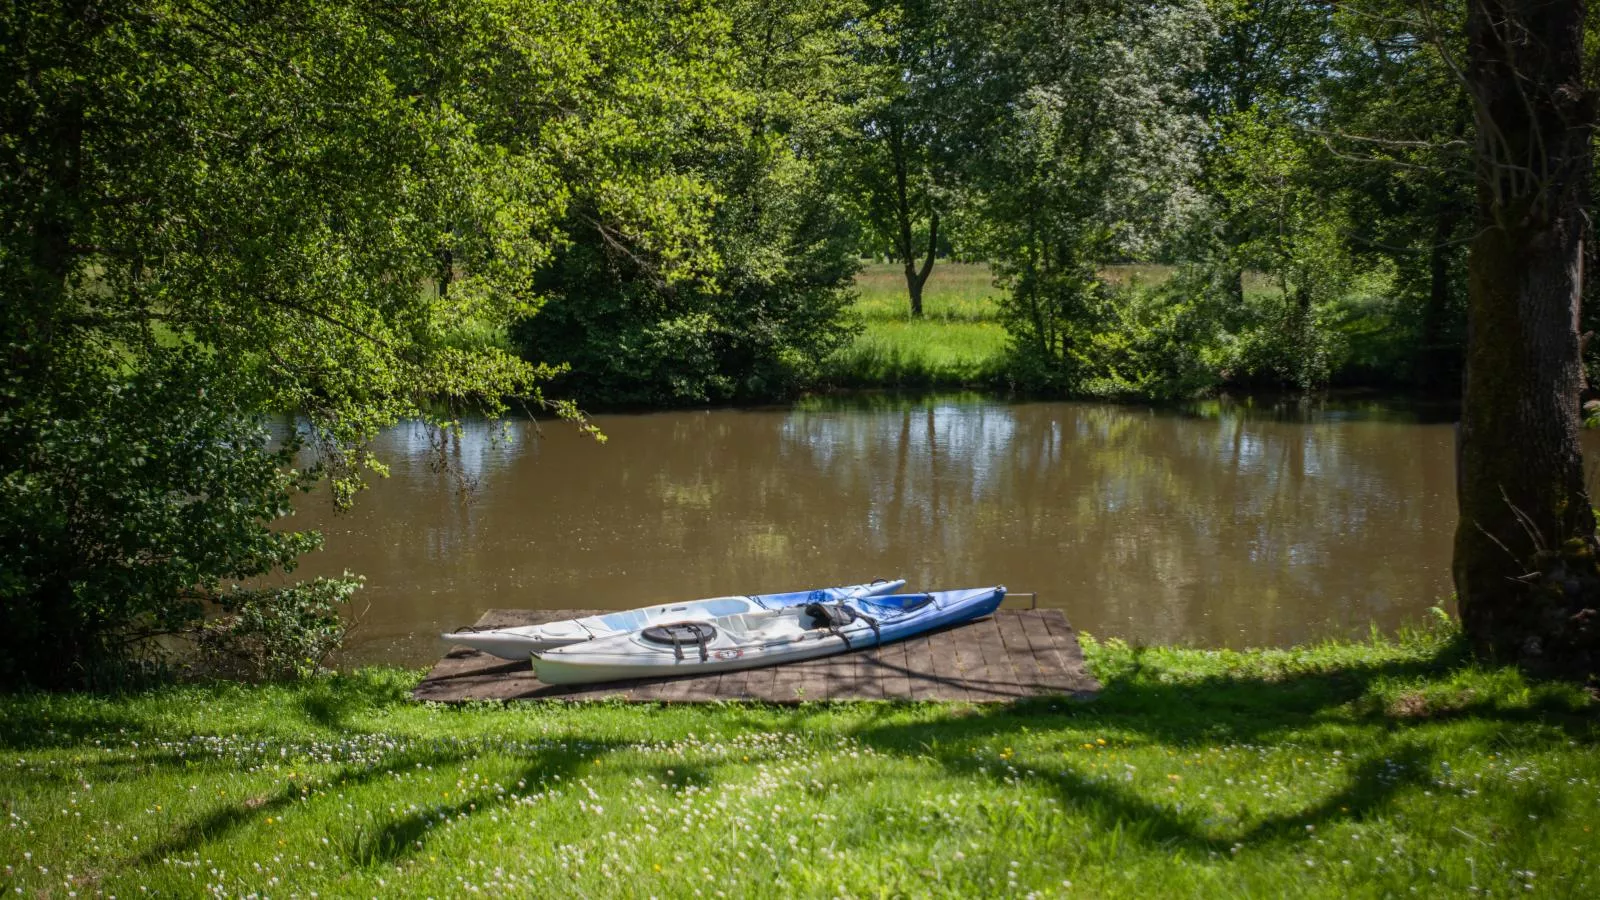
[194,577,362,681]
[513,146,860,407]
[0,349,323,688]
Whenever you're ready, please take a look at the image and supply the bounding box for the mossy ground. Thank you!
[3,620,1596,898]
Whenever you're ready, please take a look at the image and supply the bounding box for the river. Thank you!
[278,393,1592,667]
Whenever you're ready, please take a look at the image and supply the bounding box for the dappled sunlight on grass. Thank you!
[1,623,1595,897]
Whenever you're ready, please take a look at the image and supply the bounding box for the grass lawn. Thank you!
[3,621,1596,898]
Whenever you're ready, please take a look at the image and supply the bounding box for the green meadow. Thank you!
[826,262,1212,389]
[4,619,1596,898]
[824,262,1012,388]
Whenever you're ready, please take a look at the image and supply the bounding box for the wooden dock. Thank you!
[414,608,1100,704]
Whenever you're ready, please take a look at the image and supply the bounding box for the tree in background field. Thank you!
[836,0,980,317]
[1453,0,1599,678]
[967,0,1212,392]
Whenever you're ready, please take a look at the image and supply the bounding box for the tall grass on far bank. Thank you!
[827,262,1220,389]
[2,618,1596,898]
[827,262,1009,387]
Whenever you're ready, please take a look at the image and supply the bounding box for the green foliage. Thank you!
[513,0,864,407]
[0,0,738,684]
[0,349,320,687]
[963,0,1212,391]
[195,577,363,682]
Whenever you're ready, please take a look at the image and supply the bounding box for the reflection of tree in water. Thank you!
[290,399,1462,663]
[781,399,1457,647]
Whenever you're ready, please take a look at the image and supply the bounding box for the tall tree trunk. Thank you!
[890,124,936,317]
[1418,207,1461,394]
[1221,268,1244,307]
[1454,0,1599,675]
[435,247,454,301]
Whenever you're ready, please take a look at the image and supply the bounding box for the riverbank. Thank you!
[4,620,1596,897]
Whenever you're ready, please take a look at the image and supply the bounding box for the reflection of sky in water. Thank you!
[388,419,521,486]
[782,401,1017,503]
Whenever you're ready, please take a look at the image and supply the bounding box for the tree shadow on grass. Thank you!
[827,638,1593,855]
[0,670,417,751]
[0,697,157,750]
[339,747,727,867]
[293,672,413,731]
[129,742,482,867]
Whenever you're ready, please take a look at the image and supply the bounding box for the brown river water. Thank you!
[277,393,1599,667]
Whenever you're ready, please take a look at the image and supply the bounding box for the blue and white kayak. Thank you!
[441,579,907,659]
[531,586,1005,685]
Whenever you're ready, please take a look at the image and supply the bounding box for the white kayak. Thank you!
[440,579,907,659]
[531,586,1006,685]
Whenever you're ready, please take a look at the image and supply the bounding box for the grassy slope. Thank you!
[3,624,1596,898]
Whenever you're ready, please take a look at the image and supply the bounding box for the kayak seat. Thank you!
[640,621,716,662]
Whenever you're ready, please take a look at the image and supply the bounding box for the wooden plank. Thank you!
[741,661,781,702]
[842,638,878,700]
[414,609,1099,704]
[927,626,981,701]
[626,676,670,702]
[557,679,644,703]
[878,638,913,700]
[856,642,889,700]
[772,656,807,703]
[652,670,703,703]
[723,662,752,698]
[1012,610,1081,694]
[683,671,727,702]
[901,634,951,701]
[993,610,1048,693]
[965,617,1019,700]
[790,655,829,703]
[1037,610,1100,695]
[815,647,857,700]
[940,619,992,700]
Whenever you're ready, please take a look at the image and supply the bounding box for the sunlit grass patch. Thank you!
[2,622,1596,898]
[830,262,1009,386]
[823,319,1010,387]
[853,262,1003,323]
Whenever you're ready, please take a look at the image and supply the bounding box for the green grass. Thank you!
[827,262,1009,387]
[4,620,1597,897]
[829,262,1263,388]
[852,262,1005,323]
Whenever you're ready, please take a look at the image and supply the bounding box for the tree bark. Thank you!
[1454,0,1598,674]
[890,123,936,317]
[1418,207,1461,394]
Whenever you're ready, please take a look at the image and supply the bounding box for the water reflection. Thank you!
[283,395,1533,666]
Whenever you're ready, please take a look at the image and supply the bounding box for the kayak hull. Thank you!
[440,579,906,659]
[531,586,1005,685]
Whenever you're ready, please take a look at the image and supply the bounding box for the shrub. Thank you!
[194,577,362,682]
